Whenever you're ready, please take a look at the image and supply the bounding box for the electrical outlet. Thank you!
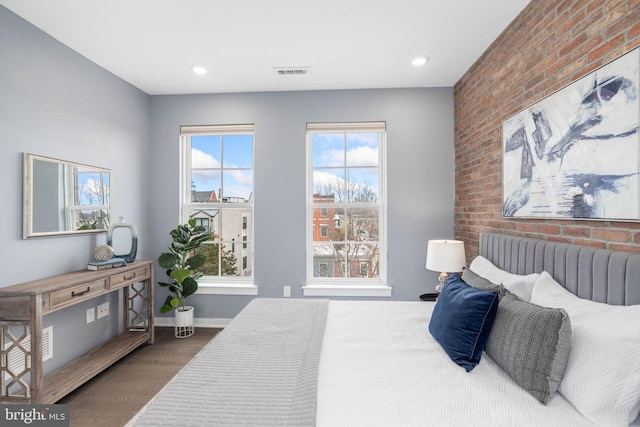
[283,286,291,298]
[97,302,109,319]
[86,307,95,324]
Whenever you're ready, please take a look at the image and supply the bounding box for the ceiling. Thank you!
[1,0,531,95]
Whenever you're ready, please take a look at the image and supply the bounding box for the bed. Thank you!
[127,233,640,426]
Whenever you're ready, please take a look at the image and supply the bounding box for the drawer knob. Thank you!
[124,273,136,281]
[71,287,91,297]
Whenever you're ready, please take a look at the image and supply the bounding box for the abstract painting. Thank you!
[502,48,639,220]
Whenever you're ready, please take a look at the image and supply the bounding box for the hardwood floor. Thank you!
[58,327,220,427]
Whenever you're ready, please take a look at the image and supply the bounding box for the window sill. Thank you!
[302,284,392,297]
[197,283,258,296]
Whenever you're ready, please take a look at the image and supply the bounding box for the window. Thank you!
[305,122,387,295]
[70,166,110,231]
[318,262,329,277]
[359,262,368,278]
[192,217,210,232]
[180,125,254,291]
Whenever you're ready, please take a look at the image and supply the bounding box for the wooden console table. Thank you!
[0,260,154,403]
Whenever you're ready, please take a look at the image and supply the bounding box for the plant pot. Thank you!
[175,306,194,338]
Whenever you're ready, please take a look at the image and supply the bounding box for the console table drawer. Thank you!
[110,266,150,290]
[50,278,108,311]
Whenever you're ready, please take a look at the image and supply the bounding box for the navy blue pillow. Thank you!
[428,273,500,372]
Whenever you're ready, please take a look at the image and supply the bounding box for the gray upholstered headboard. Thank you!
[479,233,640,306]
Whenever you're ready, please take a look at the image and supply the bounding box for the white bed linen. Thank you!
[316,301,595,427]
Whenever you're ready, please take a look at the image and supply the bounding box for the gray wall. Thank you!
[1,3,456,368]
[0,7,150,371]
[150,88,455,320]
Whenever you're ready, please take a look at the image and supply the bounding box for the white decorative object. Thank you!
[175,306,194,338]
[93,244,114,261]
[107,222,138,262]
[425,240,467,293]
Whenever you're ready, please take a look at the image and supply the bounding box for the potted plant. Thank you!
[158,219,211,337]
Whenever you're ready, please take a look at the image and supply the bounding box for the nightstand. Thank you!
[419,292,439,302]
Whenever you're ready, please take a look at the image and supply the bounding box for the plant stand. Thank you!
[175,306,194,338]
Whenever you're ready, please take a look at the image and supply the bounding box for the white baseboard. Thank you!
[155,316,231,328]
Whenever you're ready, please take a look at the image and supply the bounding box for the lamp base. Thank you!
[434,272,449,293]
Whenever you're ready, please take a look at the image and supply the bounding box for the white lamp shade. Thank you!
[426,240,466,273]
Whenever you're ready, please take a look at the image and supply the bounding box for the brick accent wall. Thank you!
[454,0,640,259]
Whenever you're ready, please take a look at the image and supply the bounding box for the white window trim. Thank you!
[180,124,255,288]
[197,282,258,296]
[302,284,392,297]
[304,122,389,296]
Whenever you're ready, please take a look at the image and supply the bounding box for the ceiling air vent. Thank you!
[273,66,311,76]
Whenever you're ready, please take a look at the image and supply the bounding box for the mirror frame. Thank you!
[23,153,112,238]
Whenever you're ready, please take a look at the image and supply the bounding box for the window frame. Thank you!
[180,124,257,296]
[303,122,390,297]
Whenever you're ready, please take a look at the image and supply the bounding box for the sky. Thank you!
[190,134,254,201]
[311,132,381,202]
[187,131,382,202]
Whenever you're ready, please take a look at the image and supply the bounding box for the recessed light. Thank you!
[412,56,429,66]
[192,65,208,75]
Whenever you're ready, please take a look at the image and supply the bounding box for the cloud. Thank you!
[191,148,253,195]
[316,145,378,167]
[79,178,109,205]
[227,169,252,186]
[192,169,217,187]
[316,148,343,166]
[346,145,378,166]
[348,132,379,146]
[192,148,221,168]
[312,170,379,201]
[313,170,343,189]
[313,132,379,166]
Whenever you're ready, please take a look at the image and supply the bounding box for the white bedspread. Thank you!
[317,301,595,427]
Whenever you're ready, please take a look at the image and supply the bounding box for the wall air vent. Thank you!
[273,66,311,76]
[3,326,53,382]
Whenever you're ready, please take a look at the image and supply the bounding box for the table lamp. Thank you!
[426,239,467,293]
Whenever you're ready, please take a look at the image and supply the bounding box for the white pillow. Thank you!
[531,271,640,427]
[468,255,539,301]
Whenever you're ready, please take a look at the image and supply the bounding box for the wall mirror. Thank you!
[23,153,111,238]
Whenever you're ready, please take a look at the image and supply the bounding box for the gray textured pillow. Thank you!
[461,267,509,298]
[485,294,572,403]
